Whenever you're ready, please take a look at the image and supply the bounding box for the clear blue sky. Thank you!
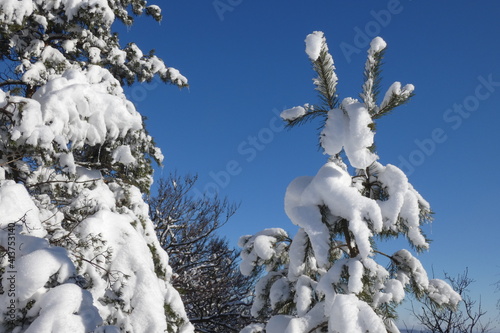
[119,0,500,328]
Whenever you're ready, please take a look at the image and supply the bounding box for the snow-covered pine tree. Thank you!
[0,1,193,332]
[239,31,461,333]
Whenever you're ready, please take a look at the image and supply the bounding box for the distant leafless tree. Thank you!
[149,173,258,332]
[407,268,493,333]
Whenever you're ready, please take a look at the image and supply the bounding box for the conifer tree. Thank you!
[0,1,192,332]
[239,31,460,333]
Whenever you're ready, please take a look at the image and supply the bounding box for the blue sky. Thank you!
[119,0,500,328]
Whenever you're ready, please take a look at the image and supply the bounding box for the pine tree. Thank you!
[0,1,192,332]
[239,31,460,333]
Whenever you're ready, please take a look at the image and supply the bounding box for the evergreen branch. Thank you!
[283,109,329,129]
[373,250,395,262]
[25,177,101,188]
[0,80,26,88]
[375,89,415,119]
[312,43,338,111]
[0,155,22,166]
[360,48,385,115]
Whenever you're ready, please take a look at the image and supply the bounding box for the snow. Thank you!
[0,181,103,330]
[305,31,324,61]
[0,138,192,332]
[288,229,309,280]
[16,247,75,301]
[0,180,45,236]
[10,67,143,151]
[241,31,459,333]
[166,67,188,86]
[239,228,288,275]
[2,0,187,90]
[269,277,290,309]
[285,162,383,260]
[59,153,77,174]
[376,163,409,228]
[321,98,378,169]
[393,249,429,289]
[251,273,281,317]
[281,106,306,121]
[62,39,77,53]
[76,210,189,332]
[240,323,265,333]
[112,145,137,165]
[24,284,102,332]
[427,279,461,307]
[295,276,315,316]
[253,235,277,261]
[370,37,387,53]
[284,303,325,333]
[327,294,387,333]
[147,5,162,16]
[266,315,293,332]
[0,0,33,25]
[0,1,192,331]
[40,46,66,64]
[284,176,331,267]
[347,260,364,294]
[380,82,415,110]
[0,67,191,332]
[360,37,387,112]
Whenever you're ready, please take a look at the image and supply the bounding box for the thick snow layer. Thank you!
[0,174,193,332]
[112,145,137,165]
[77,209,191,333]
[10,67,143,153]
[285,162,383,261]
[25,284,102,332]
[373,162,430,248]
[284,303,325,333]
[253,235,277,261]
[370,37,387,54]
[0,180,45,237]
[321,99,378,169]
[0,181,105,331]
[240,32,459,333]
[0,0,114,27]
[326,294,387,333]
[16,247,75,301]
[288,229,309,280]
[295,276,315,316]
[393,249,429,289]
[427,279,461,307]
[0,67,191,331]
[269,277,290,309]
[305,31,324,61]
